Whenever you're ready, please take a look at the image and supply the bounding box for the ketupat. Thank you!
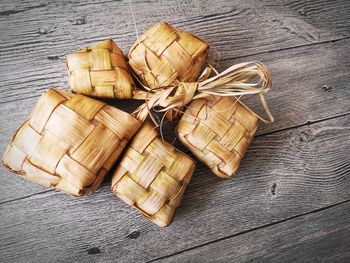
[2,89,141,196]
[177,96,259,178]
[66,39,137,99]
[128,22,209,89]
[112,122,195,227]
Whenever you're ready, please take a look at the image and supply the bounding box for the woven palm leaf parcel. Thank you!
[177,96,259,178]
[128,22,209,89]
[66,39,136,99]
[112,122,195,227]
[2,89,141,196]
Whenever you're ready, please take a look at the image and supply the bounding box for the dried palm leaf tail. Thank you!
[66,39,145,99]
[111,122,195,227]
[128,22,209,90]
[177,95,259,178]
[2,88,141,196]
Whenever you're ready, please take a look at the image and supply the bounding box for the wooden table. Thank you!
[1,0,349,262]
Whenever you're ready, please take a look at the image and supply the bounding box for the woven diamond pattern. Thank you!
[128,22,209,89]
[66,39,136,98]
[177,96,259,178]
[3,89,141,196]
[112,122,195,227]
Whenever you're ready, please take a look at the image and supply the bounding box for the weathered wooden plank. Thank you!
[0,0,349,102]
[1,37,349,202]
[0,115,349,262]
[153,201,350,263]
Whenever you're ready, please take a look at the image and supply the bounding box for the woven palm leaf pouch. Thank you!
[112,122,195,227]
[128,22,209,90]
[2,89,141,196]
[66,39,138,99]
[177,96,264,179]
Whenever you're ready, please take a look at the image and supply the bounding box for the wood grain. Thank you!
[1,37,349,202]
[0,115,349,262]
[1,1,349,261]
[152,201,350,262]
[0,0,350,102]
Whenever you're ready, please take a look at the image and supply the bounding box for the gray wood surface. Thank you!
[1,37,349,203]
[153,201,350,263]
[0,115,349,262]
[1,0,350,103]
[0,0,349,262]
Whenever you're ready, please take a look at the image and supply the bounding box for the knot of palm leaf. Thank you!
[133,61,275,125]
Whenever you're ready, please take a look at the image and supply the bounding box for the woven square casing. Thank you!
[2,89,141,196]
[111,122,195,227]
[128,22,209,89]
[177,96,259,178]
[66,39,136,99]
